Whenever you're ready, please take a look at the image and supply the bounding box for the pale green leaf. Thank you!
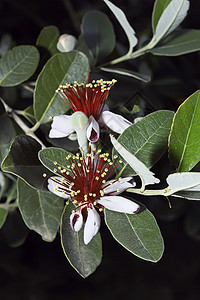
[0,208,8,229]
[104,0,137,53]
[18,178,64,242]
[169,90,200,172]
[152,0,172,33]
[0,45,39,87]
[113,110,174,178]
[150,0,190,46]
[151,29,200,56]
[105,201,164,262]
[166,172,200,195]
[111,135,160,190]
[100,67,151,82]
[60,202,102,278]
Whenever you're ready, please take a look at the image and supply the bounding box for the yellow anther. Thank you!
[84,195,88,200]
[114,155,118,159]
[74,200,77,204]
[119,160,123,163]
[72,210,75,213]
[54,161,57,165]
[95,176,99,180]
[71,192,75,197]
[89,193,93,196]
[94,201,97,205]
[43,173,47,177]
[102,180,106,184]
[118,177,122,181]
[100,190,104,196]
[116,189,120,192]
[53,168,57,173]
[99,208,103,212]
[93,193,96,197]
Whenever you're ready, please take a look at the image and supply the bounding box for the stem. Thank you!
[0,202,18,209]
[127,187,167,196]
[11,111,46,149]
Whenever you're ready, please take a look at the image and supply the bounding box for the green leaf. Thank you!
[0,101,13,144]
[18,178,64,242]
[152,0,172,33]
[113,110,174,177]
[60,202,102,278]
[173,190,200,200]
[39,147,72,174]
[150,0,189,47]
[104,0,137,53]
[105,201,164,262]
[33,51,90,124]
[0,45,39,87]
[0,208,8,229]
[100,67,151,82]
[150,29,200,56]
[1,135,49,190]
[36,25,59,57]
[81,10,115,62]
[169,90,200,172]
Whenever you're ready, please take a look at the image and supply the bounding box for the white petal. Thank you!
[68,132,77,141]
[102,177,136,195]
[47,177,70,199]
[84,206,101,245]
[57,34,77,52]
[86,116,100,142]
[99,111,132,134]
[49,115,74,138]
[70,211,83,232]
[98,195,140,214]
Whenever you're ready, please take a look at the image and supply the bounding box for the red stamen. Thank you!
[56,75,117,121]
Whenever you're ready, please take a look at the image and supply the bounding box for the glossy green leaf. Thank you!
[81,10,115,62]
[152,0,172,33]
[150,29,200,56]
[18,178,64,242]
[60,202,102,278]
[113,110,174,177]
[0,45,39,87]
[36,25,59,57]
[39,147,72,174]
[169,91,200,172]
[100,67,151,82]
[103,0,137,53]
[0,208,8,229]
[34,51,90,124]
[1,135,49,190]
[105,201,164,262]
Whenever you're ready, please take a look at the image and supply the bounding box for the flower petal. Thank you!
[102,177,136,195]
[70,211,83,232]
[98,195,140,214]
[47,177,70,199]
[84,205,101,245]
[86,116,100,142]
[49,115,74,138]
[99,111,132,134]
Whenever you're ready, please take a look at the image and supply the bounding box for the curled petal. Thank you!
[86,116,100,142]
[70,211,83,232]
[102,177,136,195]
[47,177,70,199]
[84,205,101,245]
[99,111,132,134]
[98,196,140,214]
[49,115,74,138]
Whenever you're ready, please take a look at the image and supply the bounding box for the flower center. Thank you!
[56,74,117,121]
[45,144,122,210]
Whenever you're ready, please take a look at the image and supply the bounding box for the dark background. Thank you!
[1,0,200,299]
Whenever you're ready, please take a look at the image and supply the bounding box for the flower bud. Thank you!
[57,34,77,52]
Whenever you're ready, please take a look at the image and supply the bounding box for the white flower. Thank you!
[49,76,132,147]
[46,146,139,245]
